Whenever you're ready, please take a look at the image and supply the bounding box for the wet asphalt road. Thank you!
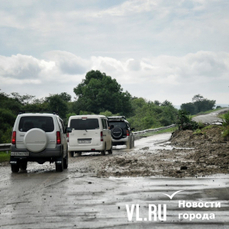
[192,108,229,124]
[0,134,229,229]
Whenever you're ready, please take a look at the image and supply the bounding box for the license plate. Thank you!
[78,139,91,144]
[11,152,29,156]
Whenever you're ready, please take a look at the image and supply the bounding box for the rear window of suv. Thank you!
[19,116,54,132]
[109,121,127,129]
[70,119,99,130]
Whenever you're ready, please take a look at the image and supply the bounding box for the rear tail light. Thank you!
[56,131,61,144]
[11,131,16,144]
[100,131,103,141]
[126,130,130,136]
[67,133,69,142]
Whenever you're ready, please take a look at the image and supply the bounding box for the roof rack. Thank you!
[107,116,126,121]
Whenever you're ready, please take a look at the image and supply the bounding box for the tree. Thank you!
[45,93,69,119]
[176,110,198,130]
[192,94,204,102]
[59,92,71,102]
[181,95,216,115]
[73,70,132,116]
[128,97,177,130]
[180,102,196,115]
[161,100,173,107]
[0,108,16,143]
[11,92,35,105]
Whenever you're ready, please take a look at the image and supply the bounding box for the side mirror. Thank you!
[109,125,114,130]
[66,127,72,133]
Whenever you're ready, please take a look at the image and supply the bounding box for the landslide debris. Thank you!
[97,125,229,178]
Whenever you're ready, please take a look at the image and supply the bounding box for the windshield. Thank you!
[70,119,99,130]
[19,116,54,132]
[108,121,127,129]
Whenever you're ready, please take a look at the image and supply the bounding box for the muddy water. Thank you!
[0,134,229,228]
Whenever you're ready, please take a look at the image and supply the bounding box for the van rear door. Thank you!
[69,117,100,146]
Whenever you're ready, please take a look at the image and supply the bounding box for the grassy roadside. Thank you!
[0,151,10,163]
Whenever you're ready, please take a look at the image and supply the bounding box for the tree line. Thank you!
[181,94,216,115]
[0,70,217,143]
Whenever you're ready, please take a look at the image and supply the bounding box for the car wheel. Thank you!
[132,139,135,148]
[108,146,113,154]
[111,127,123,140]
[11,163,19,173]
[24,128,48,153]
[101,144,106,155]
[20,161,28,171]
[101,150,106,155]
[63,153,68,169]
[126,139,131,149]
[55,157,64,172]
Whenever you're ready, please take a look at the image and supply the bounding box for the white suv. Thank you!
[67,115,112,156]
[10,113,68,173]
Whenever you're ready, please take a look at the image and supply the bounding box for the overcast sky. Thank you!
[0,0,229,106]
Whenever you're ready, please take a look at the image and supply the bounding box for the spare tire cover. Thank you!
[24,128,48,153]
[111,127,123,139]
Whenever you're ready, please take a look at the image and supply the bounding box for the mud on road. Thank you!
[69,125,229,178]
[1,126,228,178]
[0,128,229,229]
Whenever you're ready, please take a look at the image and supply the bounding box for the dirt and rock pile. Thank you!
[97,126,229,178]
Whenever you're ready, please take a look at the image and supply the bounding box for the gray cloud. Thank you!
[44,51,90,75]
[0,1,228,105]
[0,54,41,79]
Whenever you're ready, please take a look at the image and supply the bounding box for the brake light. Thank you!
[126,130,130,136]
[11,131,16,144]
[56,131,61,144]
[100,131,103,141]
[67,133,69,142]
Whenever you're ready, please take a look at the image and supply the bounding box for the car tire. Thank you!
[55,157,64,172]
[126,139,131,149]
[20,161,27,171]
[11,163,19,173]
[63,153,68,169]
[132,139,135,148]
[24,128,48,153]
[101,144,106,155]
[108,146,113,154]
[111,127,123,140]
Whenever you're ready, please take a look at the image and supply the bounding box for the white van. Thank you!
[67,115,112,157]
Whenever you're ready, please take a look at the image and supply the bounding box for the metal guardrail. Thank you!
[133,124,176,140]
[0,124,176,152]
[0,143,11,152]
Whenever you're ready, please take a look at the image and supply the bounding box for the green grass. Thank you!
[0,151,10,163]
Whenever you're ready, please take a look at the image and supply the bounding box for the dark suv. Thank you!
[107,116,135,149]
